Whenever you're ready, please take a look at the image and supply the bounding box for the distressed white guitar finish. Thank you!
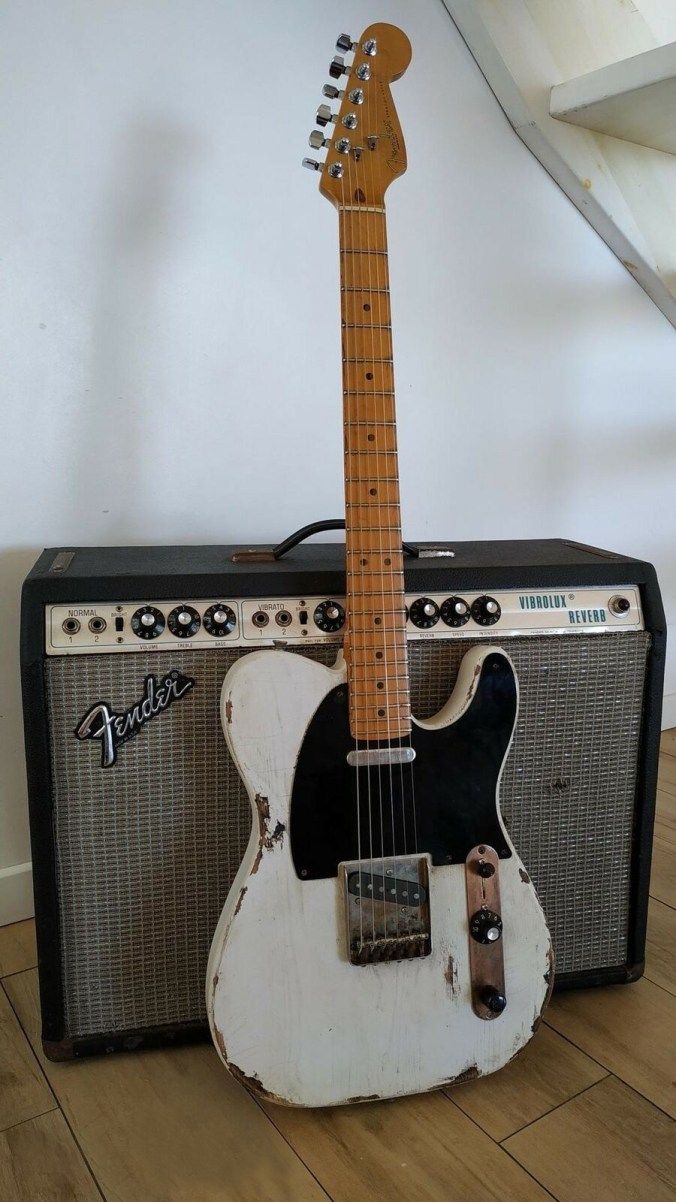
[207,645,552,1107]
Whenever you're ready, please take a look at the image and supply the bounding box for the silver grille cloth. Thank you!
[44,632,649,1038]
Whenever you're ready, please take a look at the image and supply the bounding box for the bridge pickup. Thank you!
[340,854,431,966]
[346,746,416,768]
[347,870,428,908]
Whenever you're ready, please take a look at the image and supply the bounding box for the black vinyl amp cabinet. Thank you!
[21,536,665,1059]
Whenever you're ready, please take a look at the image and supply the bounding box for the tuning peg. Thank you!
[308,130,329,150]
[322,83,344,100]
[336,33,355,53]
[302,157,324,171]
[316,103,336,127]
[329,55,348,79]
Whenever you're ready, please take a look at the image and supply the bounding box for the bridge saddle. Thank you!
[340,854,431,966]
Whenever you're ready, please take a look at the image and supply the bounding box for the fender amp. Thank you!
[21,536,665,1059]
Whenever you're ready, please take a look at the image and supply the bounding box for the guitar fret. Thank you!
[342,249,388,256]
[341,286,390,294]
[343,324,392,331]
[343,358,393,364]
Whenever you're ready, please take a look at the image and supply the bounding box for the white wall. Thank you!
[1,0,674,923]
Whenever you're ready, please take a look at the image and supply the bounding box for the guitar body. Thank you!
[207,645,552,1107]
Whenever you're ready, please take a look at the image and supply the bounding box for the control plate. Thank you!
[46,587,643,655]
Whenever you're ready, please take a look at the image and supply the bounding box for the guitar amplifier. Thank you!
[21,537,665,1059]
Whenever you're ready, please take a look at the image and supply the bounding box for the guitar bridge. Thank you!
[340,855,432,965]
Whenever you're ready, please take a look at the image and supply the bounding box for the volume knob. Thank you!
[314,600,345,633]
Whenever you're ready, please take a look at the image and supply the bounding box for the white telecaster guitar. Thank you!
[207,22,553,1107]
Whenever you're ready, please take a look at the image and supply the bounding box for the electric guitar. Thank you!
[207,22,552,1107]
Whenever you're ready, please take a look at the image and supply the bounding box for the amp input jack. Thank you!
[62,617,81,635]
[275,610,292,627]
[252,611,269,628]
[88,616,107,634]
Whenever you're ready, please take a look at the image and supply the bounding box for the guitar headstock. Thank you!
[303,23,411,208]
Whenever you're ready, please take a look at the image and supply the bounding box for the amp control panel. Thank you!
[46,587,643,655]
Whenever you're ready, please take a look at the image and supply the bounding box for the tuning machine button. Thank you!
[131,605,165,640]
[329,54,348,79]
[314,600,345,633]
[316,103,336,127]
[336,33,355,53]
[204,603,236,637]
[471,595,501,626]
[168,605,201,639]
[309,130,329,149]
[409,597,440,629]
[440,596,471,628]
[322,83,344,100]
[302,157,323,172]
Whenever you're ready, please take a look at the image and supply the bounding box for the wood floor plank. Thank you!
[656,788,676,842]
[0,1110,101,1202]
[661,728,676,758]
[0,922,37,979]
[262,1088,551,1202]
[0,984,55,1132]
[651,828,676,909]
[545,977,676,1118]
[445,1023,607,1141]
[645,898,676,996]
[504,1075,676,1202]
[5,970,328,1202]
[658,753,676,796]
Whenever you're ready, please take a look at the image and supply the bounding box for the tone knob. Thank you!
[131,606,165,640]
[471,595,501,626]
[440,596,471,628]
[203,603,236,637]
[314,600,345,633]
[480,986,507,1014]
[168,605,201,638]
[409,597,440,629]
[470,908,503,944]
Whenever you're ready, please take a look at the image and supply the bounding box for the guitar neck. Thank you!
[339,204,411,742]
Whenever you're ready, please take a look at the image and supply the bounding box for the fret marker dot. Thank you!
[363,303,371,311]
[377,681,384,689]
[384,557,391,565]
[376,651,383,659]
[378,708,385,717]
[367,433,375,442]
[369,487,377,495]
[366,372,373,380]
[374,617,382,625]
[360,558,368,566]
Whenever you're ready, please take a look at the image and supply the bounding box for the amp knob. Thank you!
[409,597,440,629]
[440,596,471,628]
[168,605,201,638]
[203,603,236,637]
[471,595,501,626]
[131,606,165,640]
[314,600,345,633]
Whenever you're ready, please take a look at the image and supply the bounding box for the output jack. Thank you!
[252,611,269,628]
[275,610,292,627]
[62,617,81,635]
[88,616,107,634]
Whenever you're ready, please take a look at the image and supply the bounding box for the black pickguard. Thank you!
[290,651,516,880]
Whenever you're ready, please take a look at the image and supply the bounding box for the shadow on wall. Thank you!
[0,547,43,867]
[73,119,201,541]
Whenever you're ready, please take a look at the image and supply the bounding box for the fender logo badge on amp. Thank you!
[75,671,195,768]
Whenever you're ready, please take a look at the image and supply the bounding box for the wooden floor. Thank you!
[1,737,675,1201]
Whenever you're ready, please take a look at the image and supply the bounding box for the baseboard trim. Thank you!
[662,693,676,733]
[0,862,34,927]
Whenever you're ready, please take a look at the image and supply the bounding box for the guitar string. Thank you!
[361,84,389,948]
[340,161,364,954]
[364,86,399,944]
[344,139,376,948]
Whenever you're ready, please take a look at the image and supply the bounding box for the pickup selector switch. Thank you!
[168,605,201,638]
[204,604,236,637]
[131,606,165,640]
[314,600,345,633]
[409,597,440,629]
[440,596,471,628]
[471,595,501,626]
